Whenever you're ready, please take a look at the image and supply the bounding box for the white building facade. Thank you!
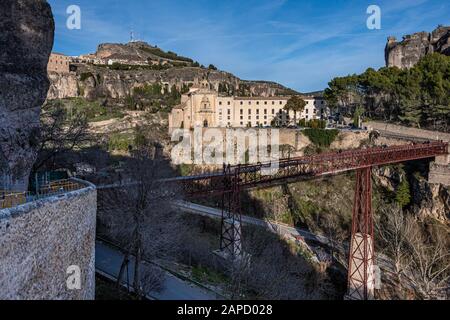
[169,80,328,132]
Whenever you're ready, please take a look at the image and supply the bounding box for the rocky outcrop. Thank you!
[49,63,296,101]
[47,72,79,100]
[0,0,54,191]
[411,178,450,222]
[373,164,449,223]
[48,41,297,101]
[385,26,450,69]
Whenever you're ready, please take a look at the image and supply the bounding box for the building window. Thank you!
[264,116,267,120]
[249,101,251,105]
[279,101,283,105]
[272,109,275,114]
[306,109,309,114]
[240,122,243,126]
[228,101,231,105]
[256,110,260,114]
[240,109,243,115]
[228,116,231,120]
[240,116,243,120]
[264,101,268,105]
[248,109,251,114]
[240,101,243,105]
[219,101,222,105]
[257,101,260,105]
[228,109,231,115]
[264,109,267,114]
[272,101,275,105]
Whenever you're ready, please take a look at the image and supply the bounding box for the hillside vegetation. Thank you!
[324,53,450,132]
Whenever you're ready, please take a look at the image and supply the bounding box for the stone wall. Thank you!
[366,121,450,143]
[367,121,450,186]
[0,179,96,300]
[429,162,450,186]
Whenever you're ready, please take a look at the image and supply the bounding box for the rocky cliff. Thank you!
[48,42,297,101]
[0,0,54,191]
[385,26,450,69]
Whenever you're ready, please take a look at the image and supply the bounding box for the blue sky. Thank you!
[48,0,450,92]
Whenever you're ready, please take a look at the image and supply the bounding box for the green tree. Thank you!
[395,179,411,208]
[284,96,307,125]
[323,53,450,131]
[353,106,365,128]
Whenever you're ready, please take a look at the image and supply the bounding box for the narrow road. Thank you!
[173,200,340,250]
[174,200,410,290]
[95,240,220,300]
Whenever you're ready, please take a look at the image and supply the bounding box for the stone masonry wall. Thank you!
[0,180,96,300]
[366,121,450,186]
[366,121,450,143]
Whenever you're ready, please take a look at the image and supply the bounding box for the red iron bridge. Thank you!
[166,141,448,300]
[99,141,448,300]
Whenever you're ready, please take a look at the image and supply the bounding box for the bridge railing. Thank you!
[172,141,448,195]
[0,179,85,210]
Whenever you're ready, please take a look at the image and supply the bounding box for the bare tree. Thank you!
[377,205,450,299]
[376,205,414,276]
[33,100,91,172]
[320,213,346,262]
[406,223,449,299]
[102,142,185,299]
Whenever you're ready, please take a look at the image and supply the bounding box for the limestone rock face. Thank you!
[411,179,450,222]
[47,72,79,100]
[385,26,450,69]
[0,0,54,191]
[48,40,296,101]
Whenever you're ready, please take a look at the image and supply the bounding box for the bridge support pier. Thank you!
[346,167,375,300]
[218,165,243,261]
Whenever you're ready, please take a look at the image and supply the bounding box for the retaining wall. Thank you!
[0,179,97,300]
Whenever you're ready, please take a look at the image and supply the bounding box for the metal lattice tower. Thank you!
[346,167,375,300]
[219,165,243,260]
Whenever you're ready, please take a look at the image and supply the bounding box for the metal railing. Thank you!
[0,191,30,209]
[38,179,83,196]
[0,179,84,210]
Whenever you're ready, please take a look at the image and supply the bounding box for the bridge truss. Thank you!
[170,141,448,300]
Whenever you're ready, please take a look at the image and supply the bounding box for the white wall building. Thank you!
[169,80,328,132]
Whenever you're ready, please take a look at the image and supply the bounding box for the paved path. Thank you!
[174,200,335,247]
[95,240,219,300]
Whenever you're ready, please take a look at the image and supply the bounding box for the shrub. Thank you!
[80,72,93,82]
[302,129,339,147]
[108,133,133,152]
